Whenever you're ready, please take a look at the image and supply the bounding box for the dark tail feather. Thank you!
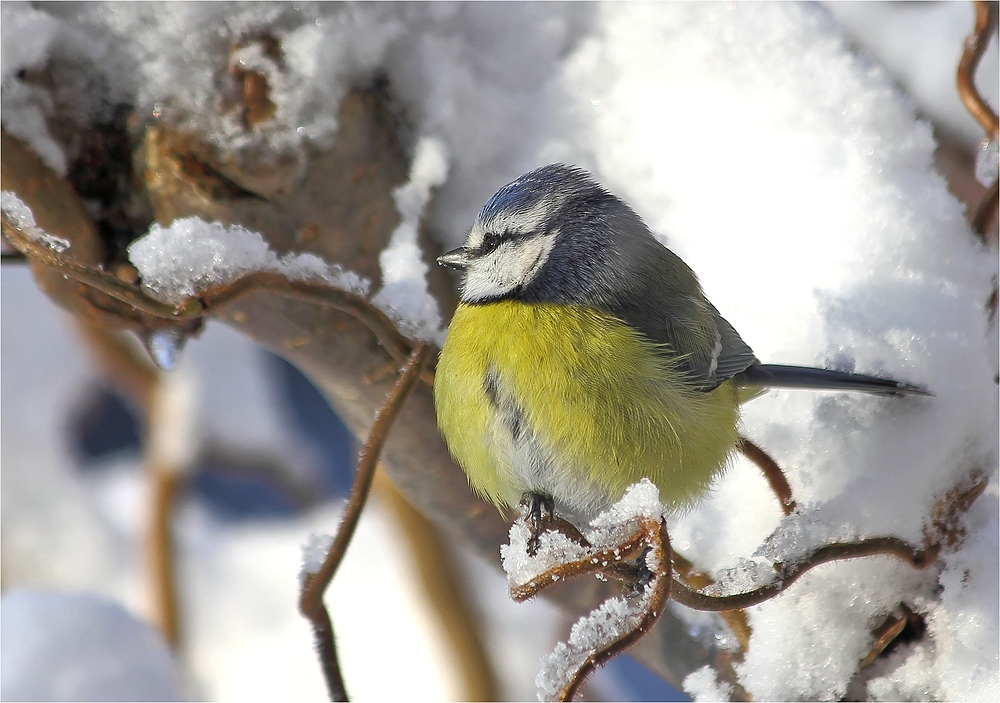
[736,364,932,397]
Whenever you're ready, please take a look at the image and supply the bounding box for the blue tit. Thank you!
[433,164,929,522]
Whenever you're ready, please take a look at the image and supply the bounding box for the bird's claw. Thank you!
[623,547,654,599]
[521,492,590,557]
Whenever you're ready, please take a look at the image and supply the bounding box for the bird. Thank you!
[433,164,929,526]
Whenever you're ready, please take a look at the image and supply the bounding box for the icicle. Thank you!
[142,328,187,371]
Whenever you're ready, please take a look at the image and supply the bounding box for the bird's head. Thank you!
[438,164,645,305]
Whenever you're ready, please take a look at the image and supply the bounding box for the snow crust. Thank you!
[1,190,71,252]
[824,1,998,151]
[536,587,653,702]
[977,138,999,187]
[1,589,182,701]
[127,216,369,304]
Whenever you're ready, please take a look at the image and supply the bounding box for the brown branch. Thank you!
[671,536,933,613]
[298,343,432,701]
[516,516,673,702]
[922,470,989,551]
[557,518,672,702]
[858,603,913,670]
[149,468,183,647]
[957,1,999,139]
[1,213,182,319]
[738,436,796,515]
[74,321,187,650]
[672,552,752,654]
[197,272,427,379]
[510,524,651,603]
[373,472,500,701]
[1,210,436,383]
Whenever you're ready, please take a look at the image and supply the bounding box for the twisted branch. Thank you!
[738,436,796,515]
[298,344,432,701]
[670,536,934,613]
[957,1,999,138]
[513,515,673,702]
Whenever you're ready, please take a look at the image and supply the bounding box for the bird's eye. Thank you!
[480,232,503,254]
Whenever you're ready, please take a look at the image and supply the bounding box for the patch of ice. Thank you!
[0,191,71,253]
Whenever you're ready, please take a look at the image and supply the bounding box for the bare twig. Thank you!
[560,518,671,702]
[858,603,914,670]
[510,525,650,603]
[198,273,426,379]
[922,470,989,550]
[670,536,933,613]
[514,515,673,702]
[672,552,752,654]
[957,1,999,139]
[149,468,183,646]
[958,1,1000,246]
[373,472,500,701]
[299,343,432,701]
[738,436,796,515]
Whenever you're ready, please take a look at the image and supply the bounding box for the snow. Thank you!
[127,216,370,304]
[0,267,473,701]
[0,4,68,174]
[299,533,333,583]
[683,665,733,703]
[3,2,997,701]
[501,479,663,588]
[546,5,994,698]
[502,480,669,700]
[1,190,71,252]
[371,136,450,344]
[536,587,653,702]
[824,1,998,150]
[1,589,183,701]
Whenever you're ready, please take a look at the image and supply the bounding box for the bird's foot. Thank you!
[521,492,590,557]
[622,547,654,599]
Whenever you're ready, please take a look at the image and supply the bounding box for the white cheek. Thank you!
[460,233,557,302]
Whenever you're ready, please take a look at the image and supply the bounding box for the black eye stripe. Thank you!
[477,229,532,255]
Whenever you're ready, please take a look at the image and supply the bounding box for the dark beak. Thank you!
[437,247,471,271]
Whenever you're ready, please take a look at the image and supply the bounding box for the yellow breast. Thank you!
[434,301,741,516]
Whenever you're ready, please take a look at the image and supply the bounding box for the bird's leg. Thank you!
[524,492,554,534]
[522,492,554,557]
[622,547,654,599]
[521,492,590,556]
